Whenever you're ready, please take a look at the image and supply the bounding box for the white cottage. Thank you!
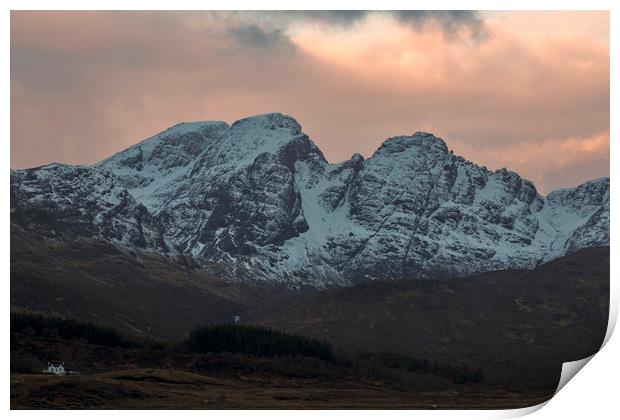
[46,362,66,375]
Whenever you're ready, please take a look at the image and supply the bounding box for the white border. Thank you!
[4,1,617,419]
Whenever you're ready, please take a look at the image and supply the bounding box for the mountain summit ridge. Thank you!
[10,113,610,287]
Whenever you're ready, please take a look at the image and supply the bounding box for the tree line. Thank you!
[12,312,482,384]
[186,324,334,362]
[11,312,145,348]
[12,312,334,362]
[357,352,484,384]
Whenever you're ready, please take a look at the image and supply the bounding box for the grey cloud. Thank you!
[273,10,369,26]
[293,10,486,36]
[268,10,486,35]
[391,11,487,39]
[218,10,487,53]
[226,23,297,54]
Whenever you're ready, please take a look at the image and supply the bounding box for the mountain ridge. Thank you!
[10,112,610,287]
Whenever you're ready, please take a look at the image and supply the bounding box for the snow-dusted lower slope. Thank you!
[10,164,169,250]
[10,113,610,287]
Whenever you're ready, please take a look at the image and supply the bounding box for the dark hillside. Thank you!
[250,246,609,388]
[11,226,295,340]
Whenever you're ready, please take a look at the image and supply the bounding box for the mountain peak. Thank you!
[96,120,229,177]
[230,112,302,135]
[160,120,230,137]
[216,112,327,168]
[373,131,449,158]
[410,131,449,151]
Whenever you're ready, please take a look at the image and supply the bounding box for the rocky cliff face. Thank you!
[10,113,610,287]
[10,164,169,251]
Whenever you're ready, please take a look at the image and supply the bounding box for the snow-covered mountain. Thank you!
[10,113,610,287]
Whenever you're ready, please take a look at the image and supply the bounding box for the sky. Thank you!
[10,11,609,193]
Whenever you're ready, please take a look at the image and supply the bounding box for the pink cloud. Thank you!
[10,11,609,193]
[450,131,610,192]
